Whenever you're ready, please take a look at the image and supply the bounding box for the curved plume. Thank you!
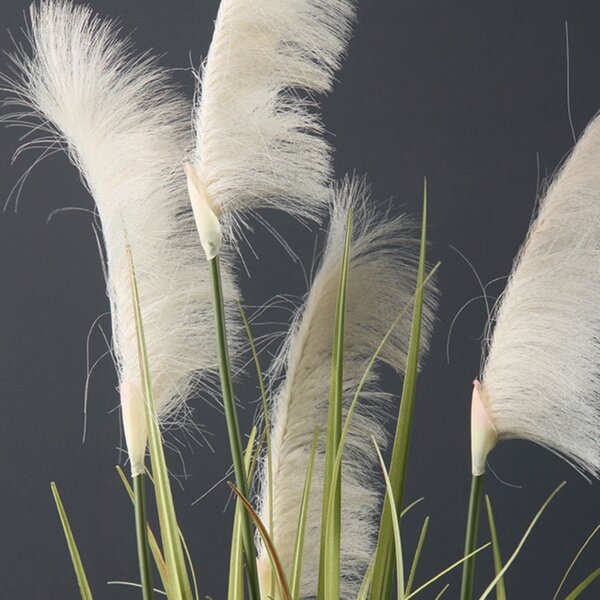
[478,113,600,478]
[1,1,240,424]
[191,0,356,238]
[256,177,438,598]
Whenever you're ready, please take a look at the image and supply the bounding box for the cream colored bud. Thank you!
[184,163,222,260]
[471,380,497,476]
[120,381,148,477]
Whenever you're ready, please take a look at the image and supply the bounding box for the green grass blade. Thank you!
[228,482,292,600]
[435,584,450,599]
[143,468,201,600]
[370,181,429,600]
[127,245,193,599]
[406,516,429,595]
[344,470,426,600]
[290,429,320,600]
[478,481,566,600]
[51,482,93,600]
[405,543,491,599]
[238,302,273,534]
[554,523,600,600]
[373,438,405,599]
[319,208,353,600]
[238,301,276,600]
[320,256,438,600]
[209,257,260,600]
[460,474,484,600]
[228,427,258,600]
[116,467,169,590]
[357,560,375,600]
[565,566,600,599]
[484,496,506,600]
[401,498,425,518]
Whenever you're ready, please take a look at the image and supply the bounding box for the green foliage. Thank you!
[51,482,93,600]
[319,208,353,600]
[48,193,596,600]
[290,429,320,600]
[485,495,506,600]
[370,181,429,599]
[479,482,566,600]
[228,482,291,600]
[127,245,194,599]
[228,427,259,600]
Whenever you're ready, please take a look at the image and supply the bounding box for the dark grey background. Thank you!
[1,1,600,598]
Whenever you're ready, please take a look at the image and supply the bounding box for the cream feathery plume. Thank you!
[475,113,600,478]
[255,177,438,599]
[190,0,356,238]
[1,1,239,424]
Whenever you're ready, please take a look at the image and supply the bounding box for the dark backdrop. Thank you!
[1,1,600,598]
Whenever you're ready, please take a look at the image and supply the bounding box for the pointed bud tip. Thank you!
[120,381,148,477]
[471,379,497,476]
[184,163,222,260]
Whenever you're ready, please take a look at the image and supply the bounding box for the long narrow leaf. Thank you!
[406,543,491,599]
[373,438,405,599]
[484,496,506,600]
[228,483,292,600]
[50,483,93,600]
[478,482,566,600]
[238,302,273,534]
[290,430,320,600]
[406,516,430,595]
[116,466,169,589]
[371,182,429,599]
[323,263,438,598]
[565,567,600,599]
[553,523,600,600]
[239,302,275,599]
[228,427,258,600]
[319,208,353,600]
[127,245,193,599]
[356,499,426,600]
[357,561,375,600]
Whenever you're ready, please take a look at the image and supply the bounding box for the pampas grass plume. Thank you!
[1,1,240,425]
[475,112,600,478]
[255,177,437,599]
[191,0,356,238]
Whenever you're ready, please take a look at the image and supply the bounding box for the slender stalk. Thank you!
[208,256,260,600]
[133,474,154,600]
[460,474,484,600]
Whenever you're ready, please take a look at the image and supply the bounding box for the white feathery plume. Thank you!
[1,1,240,425]
[189,0,356,238]
[475,112,600,478]
[255,177,437,599]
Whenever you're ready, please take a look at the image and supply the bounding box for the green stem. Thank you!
[209,256,260,600]
[133,474,154,600]
[460,474,484,600]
